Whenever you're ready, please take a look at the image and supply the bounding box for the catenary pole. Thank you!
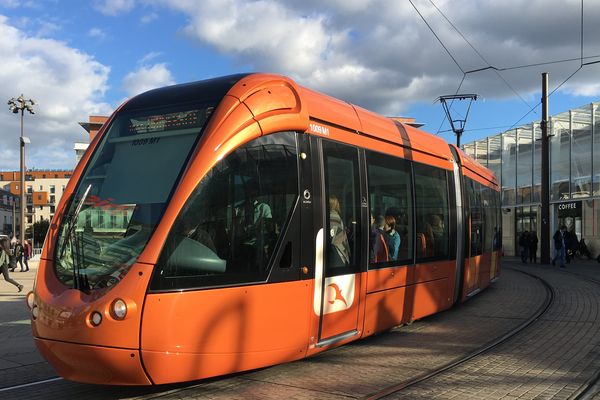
[540,73,550,264]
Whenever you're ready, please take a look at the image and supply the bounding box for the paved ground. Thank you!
[1,257,599,399]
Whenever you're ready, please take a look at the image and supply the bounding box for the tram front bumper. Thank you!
[34,337,152,385]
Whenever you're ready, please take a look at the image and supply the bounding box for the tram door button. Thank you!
[300,152,307,160]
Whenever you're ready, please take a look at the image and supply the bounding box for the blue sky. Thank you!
[1,0,599,170]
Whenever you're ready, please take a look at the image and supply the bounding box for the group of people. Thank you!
[0,238,31,292]
[518,231,539,264]
[551,225,581,268]
[520,226,592,268]
[369,213,401,264]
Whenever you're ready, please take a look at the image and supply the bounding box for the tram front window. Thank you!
[152,132,299,290]
[54,104,215,291]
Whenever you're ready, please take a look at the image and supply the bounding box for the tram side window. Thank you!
[414,164,449,260]
[153,132,299,290]
[482,185,495,253]
[366,150,413,268]
[494,189,502,251]
[467,179,484,256]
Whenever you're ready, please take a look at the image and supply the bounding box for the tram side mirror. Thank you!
[166,237,226,274]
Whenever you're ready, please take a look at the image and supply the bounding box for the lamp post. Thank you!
[8,94,35,246]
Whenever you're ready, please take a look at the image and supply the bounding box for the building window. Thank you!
[27,186,33,193]
[65,174,71,178]
[50,206,55,213]
[42,174,46,179]
[50,185,55,194]
[50,195,55,203]
[27,216,32,223]
[40,206,44,211]
[54,174,58,178]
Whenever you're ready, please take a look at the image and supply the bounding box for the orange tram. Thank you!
[29,73,501,385]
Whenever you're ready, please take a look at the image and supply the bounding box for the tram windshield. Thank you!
[54,103,215,291]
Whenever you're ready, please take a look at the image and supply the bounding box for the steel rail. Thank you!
[363,267,555,400]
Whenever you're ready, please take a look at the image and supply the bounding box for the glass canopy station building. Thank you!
[463,102,600,258]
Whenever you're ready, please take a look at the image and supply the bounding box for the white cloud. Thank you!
[88,27,106,40]
[150,0,600,116]
[0,0,37,8]
[0,15,112,170]
[139,51,162,64]
[140,12,158,24]
[93,0,136,16]
[122,63,175,97]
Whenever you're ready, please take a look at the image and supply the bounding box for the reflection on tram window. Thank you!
[154,132,299,290]
[414,164,449,260]
[467,179,484,256]
[322,140,362,277]
[366,150,413,268]
[54,104,214,290]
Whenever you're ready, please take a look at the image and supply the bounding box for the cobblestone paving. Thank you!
[388,261,600,399]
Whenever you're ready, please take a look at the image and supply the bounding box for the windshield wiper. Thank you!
[58,184,92,289]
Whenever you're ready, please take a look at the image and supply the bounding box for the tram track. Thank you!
[364,267,555,400]
[558,267,600,400]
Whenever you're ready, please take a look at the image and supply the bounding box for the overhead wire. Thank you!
[407,0,465,74]
[428,0,535,113]
[409,0,596,139]
[435,74,466,134]
[581,0,584,66]
[507,0,586,131]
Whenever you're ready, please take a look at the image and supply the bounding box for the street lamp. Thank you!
[8,94,35,245]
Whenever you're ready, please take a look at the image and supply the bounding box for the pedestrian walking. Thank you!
[519,231,529,263]
[552,225,568,268]
[13,240,24,272]
[528,231,538,264]
[0,237,23,292]
[22,239,31,272]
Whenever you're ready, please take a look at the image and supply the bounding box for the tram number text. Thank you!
[309,123,330,136]
[131,137,160,146]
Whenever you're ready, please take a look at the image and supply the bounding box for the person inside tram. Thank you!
[237,178,274,272]
[369,213,388,263]
[383,215,401,261]
[425,214,445,256]
[329,195,351,267]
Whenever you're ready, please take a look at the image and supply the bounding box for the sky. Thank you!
[1,0,600,170]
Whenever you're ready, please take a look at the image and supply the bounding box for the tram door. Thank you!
[312,139,364,343]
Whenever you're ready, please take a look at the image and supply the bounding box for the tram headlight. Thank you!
[111,299,127,320]
[31,305,39,320]
[90,311,103,326]
[26,291,35,309]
